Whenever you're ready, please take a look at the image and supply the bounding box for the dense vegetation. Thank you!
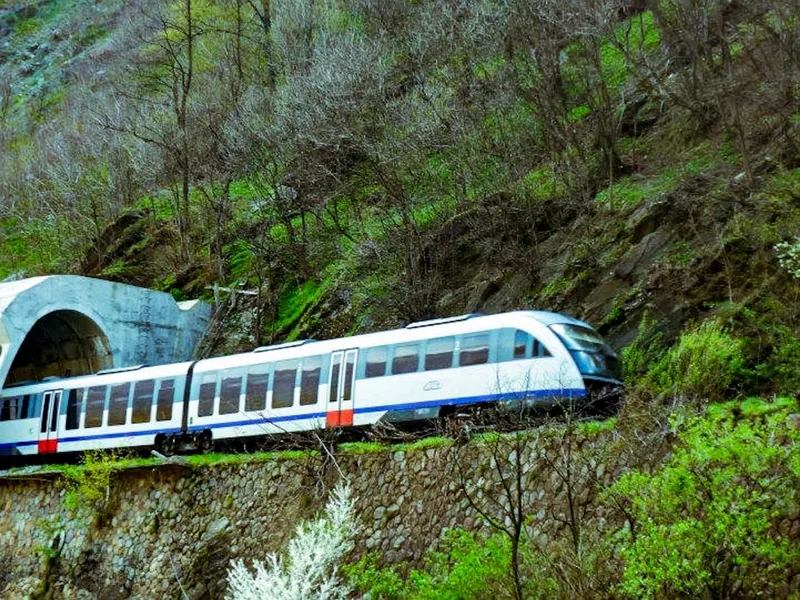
[341,399,800,599]
[1,0,798,368]
[1,0,799,596]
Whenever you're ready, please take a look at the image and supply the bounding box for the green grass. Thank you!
[14,16,44,36]
[338,441,386,454]
[719,396,798,419]
[338,436,452,455]
[575,417,617,437]
[516,167,568,203]
[595,144,724,210]
[184,449,316,466]
[274,279,327,340]
[392,435,452,452]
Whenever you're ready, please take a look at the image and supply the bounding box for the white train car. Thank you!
[0,311,620,459]
[0,363,190,458]
[184,311,620,446]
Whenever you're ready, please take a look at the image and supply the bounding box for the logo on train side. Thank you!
[423,380,442,391]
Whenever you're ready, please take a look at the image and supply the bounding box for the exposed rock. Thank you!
[615,230,672,281]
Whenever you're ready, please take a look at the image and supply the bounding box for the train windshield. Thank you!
[550,324,607,352]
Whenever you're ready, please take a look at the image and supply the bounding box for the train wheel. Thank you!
[439,409,471,444]
[156,434,177,456]
[162,435,177,456]
[196,430,213,454]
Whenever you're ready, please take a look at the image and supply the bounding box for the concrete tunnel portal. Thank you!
[0,276,212,390]
[4,310,113,386]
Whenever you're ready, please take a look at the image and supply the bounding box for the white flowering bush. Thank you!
[775,238,800,279]
[226,482,358,600]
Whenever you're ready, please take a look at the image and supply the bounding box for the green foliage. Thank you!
[392,436,452,453]
[15,16,43,36]
[98,258,136,279]
[273,279,326,340]
[516,167,567,203]
[348,530,548,600]
[601,11,661,91]
[607,398,800,598]
[575,417,617,437]
[595,145,722,210]
[338,436,452,455]
[716,302,800,397]
[764,167,800,201]
[61,451,122,523]
[225,239,256,285]
[659,240,696,267]
[538,278,571,303]
[185,449,315,467]
[621,313,666,386]
[337,441,385,455]
[0,216,77,279]
[651,319,746,401]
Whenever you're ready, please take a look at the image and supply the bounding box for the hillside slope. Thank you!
[0,0,798,398]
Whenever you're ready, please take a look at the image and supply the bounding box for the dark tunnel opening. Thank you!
[4,310,113,387]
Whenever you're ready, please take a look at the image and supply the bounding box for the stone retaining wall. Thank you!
[0,425,796,598]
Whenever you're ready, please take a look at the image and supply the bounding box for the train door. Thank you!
[326,349,358,427]
[38,390,63,454]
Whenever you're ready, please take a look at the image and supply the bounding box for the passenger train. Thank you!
[0,311,620,460]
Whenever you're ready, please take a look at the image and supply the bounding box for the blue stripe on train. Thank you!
[1,388,585,450]
[0,427,184,451]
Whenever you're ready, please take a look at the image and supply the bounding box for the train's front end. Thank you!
[548,321,622,398]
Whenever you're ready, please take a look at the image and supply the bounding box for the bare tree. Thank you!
[99,0,207,255]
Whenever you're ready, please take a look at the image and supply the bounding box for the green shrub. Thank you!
[651,319,746,401]
[348,530,532,600]
[621,313,666,388]
[61,451,121,524]
[606,398,800,598]
[347,529,560,599]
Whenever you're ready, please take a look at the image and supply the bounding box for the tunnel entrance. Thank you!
[4,310,113,386]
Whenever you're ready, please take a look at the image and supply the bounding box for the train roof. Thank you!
[0,361,194,397]
[191,310,594,374]
[520,310,590,327]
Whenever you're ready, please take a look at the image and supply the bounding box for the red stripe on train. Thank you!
[37,439,58,454]
[326,409,354,427]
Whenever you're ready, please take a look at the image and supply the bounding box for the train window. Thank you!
[66,389,83,430]
[107,383,130,426]
[460,333,490,366]
[220,375,243,415]
[365,347,387,378]
[392,344,419,375]
[533,339,551,357]
[245,369,268,412]
[50,393,59,432]
[343,352,356,402]
[329,354,341,402]
[40,395,51,433]
[132,380,155,424]
[514,330,531,359]
[198,375,217,417]
[157,379,175,421]
[21,395,31,419]
[425,337,455,371]
[273,360,297,408]
[85,386,107,428]
[0,398,12,421]
[300,356,322,406]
